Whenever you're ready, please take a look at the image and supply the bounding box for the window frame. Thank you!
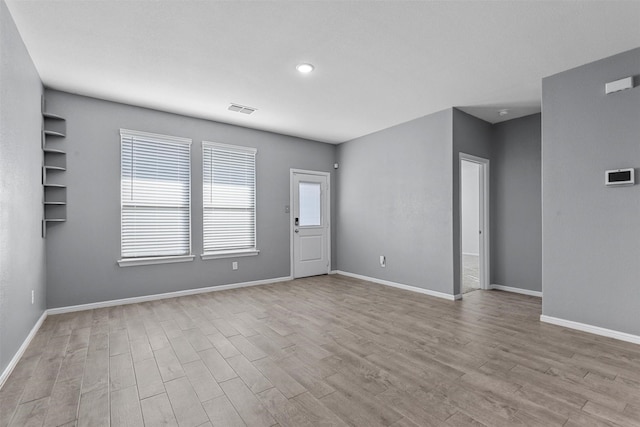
[117,129,194,267]
[201,140,259,260]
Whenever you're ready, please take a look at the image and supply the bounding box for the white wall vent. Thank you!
[228,103,257,115]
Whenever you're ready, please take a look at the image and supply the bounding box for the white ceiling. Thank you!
[6,1,640,144]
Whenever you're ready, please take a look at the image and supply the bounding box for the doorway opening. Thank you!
[460,154,489,294]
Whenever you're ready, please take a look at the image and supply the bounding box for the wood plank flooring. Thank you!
[2,274,640,426]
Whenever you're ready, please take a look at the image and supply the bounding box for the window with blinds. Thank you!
[202,141,257,255]
[120,129,192,259]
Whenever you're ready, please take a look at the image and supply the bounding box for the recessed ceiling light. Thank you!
[296,63,314,74]
[498,109,509,117]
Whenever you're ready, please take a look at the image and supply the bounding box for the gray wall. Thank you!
[542,48,640,335]
[44,90,336,308]
[490,113,542,292]
[452,109,492,295]
[336,107,544,298]
[336,109,455,296]
[0,0,46,376]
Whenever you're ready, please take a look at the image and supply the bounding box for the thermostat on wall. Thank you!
[605,168,635,186]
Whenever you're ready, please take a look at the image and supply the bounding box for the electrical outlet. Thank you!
[232,261,238,270]
[31,290,35,304]
[380,255,386,268]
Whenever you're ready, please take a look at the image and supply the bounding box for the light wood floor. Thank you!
[1,275,640,427]
[462,254,480,294]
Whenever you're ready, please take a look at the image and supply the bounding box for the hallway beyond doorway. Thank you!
[462,253,480,293]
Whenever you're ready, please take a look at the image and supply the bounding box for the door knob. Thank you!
[294,229,299,233]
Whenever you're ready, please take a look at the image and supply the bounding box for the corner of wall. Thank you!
[541,47,640,337]
[0,0,48,384]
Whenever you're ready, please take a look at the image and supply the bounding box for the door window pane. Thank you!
[299,182,321,226]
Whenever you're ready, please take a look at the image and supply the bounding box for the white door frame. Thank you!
[459,153,490,291]
[290,169,331,278]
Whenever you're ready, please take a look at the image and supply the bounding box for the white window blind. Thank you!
[121,129,192,258]
[203,141,257,254]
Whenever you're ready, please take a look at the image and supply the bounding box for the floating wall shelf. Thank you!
[43,147,65,154]
[44,130,66,138]
[43,112,65,120]
[42,101,67,237]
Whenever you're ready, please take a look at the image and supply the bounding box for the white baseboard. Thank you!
[0,311,47,390]
[335,270,460,301]
[47,276,293,315]
[540,315,640,345]
[329,270,338,275]
[490,284,542,298]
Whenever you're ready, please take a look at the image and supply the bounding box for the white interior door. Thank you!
[292,170,330,278]
[460,153,490,294]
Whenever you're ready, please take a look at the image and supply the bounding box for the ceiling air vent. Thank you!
[228,103,257,115]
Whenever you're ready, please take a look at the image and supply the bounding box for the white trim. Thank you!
[0,311,47,390]
[119,128,192,145]
[202,140,257,154]
[462,252,480,257]
[490,284,542,298]
[540,315,640,345]
[329,270,338,275]
[46,276,292,315]
[117,255,195,267]
[459,153,489,163]
[336,271,460,301]
[201,249,260,260]
[290,169,331,279]
[459,153,490,292]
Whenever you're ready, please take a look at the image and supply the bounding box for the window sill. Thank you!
[117,255,195,267]
[201,249,260,260]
